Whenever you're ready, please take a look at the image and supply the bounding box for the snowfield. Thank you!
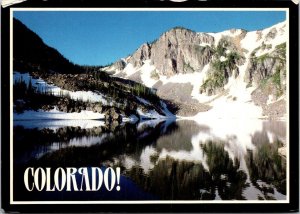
[14,71,175,120]
[108,21,287,120]
[14,71,109,104]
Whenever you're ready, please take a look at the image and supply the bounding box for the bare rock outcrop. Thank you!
[128,43,151,67]
[128,27,215,76]
[245,42,286,87]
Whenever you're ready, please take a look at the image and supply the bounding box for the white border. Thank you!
[10,7,290,205]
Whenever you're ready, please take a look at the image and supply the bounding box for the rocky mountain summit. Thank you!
[13,17,287,120]
[111,27,216,76]
[129,28,215,76]
[106,22,287,118]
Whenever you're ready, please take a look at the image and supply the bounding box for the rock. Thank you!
[93,104,102,113]
[110,108,121,121]
[103,107,123,123]
[128,43,151,67]
[104,110,111,121]
[278,146,286,157]
[61,106,68,112]
[112,59,126,70]
[109,121,120,132]
[265,27,277,40]
[245,55,279,84]
[128,28,215,76]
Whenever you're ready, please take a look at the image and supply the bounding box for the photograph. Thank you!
[1,1,299,212]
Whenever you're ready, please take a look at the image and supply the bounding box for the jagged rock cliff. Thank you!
[245,42,286,87]
[115,28,215,76]
[107,22,287,118]
[149,28,215,76]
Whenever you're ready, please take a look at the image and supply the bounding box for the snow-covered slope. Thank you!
[13,18,287,121]
[105,21,287,119]
[13,18,177,122]
[14,72,109,104]
[13,71,175,121]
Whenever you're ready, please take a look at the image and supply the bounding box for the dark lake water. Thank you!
[13,119,286,201]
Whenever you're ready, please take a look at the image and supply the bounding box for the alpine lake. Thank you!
[13,118,286,201]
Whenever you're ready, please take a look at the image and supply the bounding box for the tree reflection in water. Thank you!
[126,141,248,200]
[246,137,286,199]
[13,119,286,200]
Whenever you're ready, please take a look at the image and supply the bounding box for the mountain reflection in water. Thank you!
[13,119,286,201]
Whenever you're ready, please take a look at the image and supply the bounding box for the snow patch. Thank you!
[160,101,176,118]
[137,108,163,120]
[267,94,276,105]
[241,21,287,57]
[137,119,165,130]
[139,60,159,88]
[136,101,175,120]
[193,97,262,120]
[136,96,151,106]
[122,63,136,77]
[14,72,109,104]
[220,56,227,62]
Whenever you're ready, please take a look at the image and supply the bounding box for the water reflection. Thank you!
[13,119,286,200]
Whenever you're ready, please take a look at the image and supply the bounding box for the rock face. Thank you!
[112,59,126,71]
[128,28,215,76]
[151,29,215,75]
[246,42,286,119]
[199,36,246,96]
[128,43,151,67]
[107,22,287,117]
[245,43,286,88]
[102,21,287,118]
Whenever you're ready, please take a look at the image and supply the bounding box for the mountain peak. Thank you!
[169,26,196,33]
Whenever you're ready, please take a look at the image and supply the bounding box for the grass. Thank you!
[261,42,272,50]
[150,70,160,80]
[183,61,195,73]
[251,42,286,63]
[255,53,270,62]
[272,67,281,87]
[272,66,284,98]
[257,65,284,98]
[275,42,286,61]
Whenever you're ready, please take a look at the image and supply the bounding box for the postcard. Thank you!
[1,0,299,212]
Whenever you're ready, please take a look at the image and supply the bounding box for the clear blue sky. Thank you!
[14,11,286,66]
